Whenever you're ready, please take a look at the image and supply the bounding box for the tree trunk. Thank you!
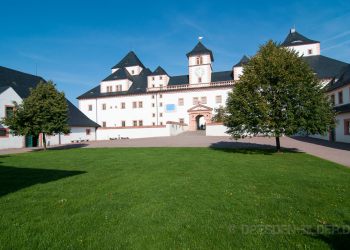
[42,133,47,150]
[275,136,281,152]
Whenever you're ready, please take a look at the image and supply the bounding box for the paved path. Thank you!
[1,135,349,167]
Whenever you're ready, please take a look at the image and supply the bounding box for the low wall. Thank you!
[206,123,229,136]
[167,122,188,136]
[96,126,169,140]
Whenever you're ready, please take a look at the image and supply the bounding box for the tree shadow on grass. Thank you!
[0,165,85,197]
[209,141,300,155]
[303,222,350,250]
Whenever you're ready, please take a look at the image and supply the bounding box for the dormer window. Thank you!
[131,70,135,74]
[152,77,155,81]
[159,76,163,80]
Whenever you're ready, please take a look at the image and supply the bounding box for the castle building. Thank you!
[0,66,99,149]
[77,29,350,142]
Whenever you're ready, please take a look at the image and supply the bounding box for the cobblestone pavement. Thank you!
[1,135,349,167]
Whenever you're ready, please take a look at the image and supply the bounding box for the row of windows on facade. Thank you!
[88,95,223,111]
[330,89,349,106]
[100,120,181,128]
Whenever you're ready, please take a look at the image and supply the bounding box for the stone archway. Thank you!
[187,104,213,131]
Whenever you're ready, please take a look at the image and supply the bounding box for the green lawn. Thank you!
[0,148,349,249]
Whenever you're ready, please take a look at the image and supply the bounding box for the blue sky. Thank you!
[1,0,350,105]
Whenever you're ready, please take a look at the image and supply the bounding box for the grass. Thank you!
[0,148,349,249]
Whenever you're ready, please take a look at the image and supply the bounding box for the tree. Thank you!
[224,41,335,152]
[2,81,70,150]
[212,106,226,123]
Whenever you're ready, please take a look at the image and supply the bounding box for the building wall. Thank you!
[0,88,24,149]
[335,113,350,143]
[188,54,212,84]
[286,43,321,57]
[206,124,228,136]
[78,87,232,130]
[44,127,97,146]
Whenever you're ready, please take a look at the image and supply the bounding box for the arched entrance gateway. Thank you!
[187,104,213,131]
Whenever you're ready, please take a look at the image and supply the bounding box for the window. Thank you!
[201,96,207,104]
[121,102,126,109]
[132,102,137,108]
[152,84,155,87]
[160,84,163,88]
[133,120,137,127]
[160,122,163,125]
[196,57,202,65]
[152,77,155,81]
[102,104,106,110]
[159,94,163,98]
[139,120,143,126]
[88,105,93,111]
[198,77,202,83]
[152,95,155,99]
[152,113,155,117]
[121,121,126,127]
[308,49,313,55]
[152,103,155,107]
[216,95,222,104]
[345,119,350,135]
[179,118,184,124]
[330,95,335,105]
[86,129,91,135]
[107,86,112,92]
[131,70,135,74]
[0,128,7,137]
[160,113,163,117]
[159,102,163,107]
[116,85,122,92]
[5,106,14,118]
[160,76,163,80]
[193,97,199,105]
[152,122,155,126]
[178,98,184,106]
[138,101,143,108]
[102,122,106,127]
[338,91,343,104]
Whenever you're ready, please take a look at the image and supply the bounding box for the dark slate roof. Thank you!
[302,55,349,79]
[335,103,350,114]
[67,100,99,127]
[325,64,350,92]
[78,68,152,99]
[281,29,319,47]
[102,68,133,82]
[150,66,168,76]
[0,65,99,128]
[186,42,214,61]
[233,55,250,67]
[0,66,45,98]
[78,70,234,99]
[111,51,145,69]
[0,86,10,95]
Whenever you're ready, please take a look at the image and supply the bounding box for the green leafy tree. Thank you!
[212,106,226,123]
[225,41,335,152]
[2,81,70,150]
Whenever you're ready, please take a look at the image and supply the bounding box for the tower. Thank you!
[186,40,214,84]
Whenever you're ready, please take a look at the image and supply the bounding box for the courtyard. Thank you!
[0,146,349,249]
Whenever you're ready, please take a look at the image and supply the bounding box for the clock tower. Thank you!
[186,40,214,85]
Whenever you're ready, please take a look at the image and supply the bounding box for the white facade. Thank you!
[0,86,97,149]
[0,87,24,149]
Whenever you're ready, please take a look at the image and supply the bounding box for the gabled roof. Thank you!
[0,66,45,99]
[102,68,133,82]
[302,55,348,79]
[281,29,319,47]
[325,64,350,92]
[0,65,99,128]
[150,66,168,76]
[111,51,145,69]
[186,41,214,61]
[66,100,99,127]
[233,55,250,67]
